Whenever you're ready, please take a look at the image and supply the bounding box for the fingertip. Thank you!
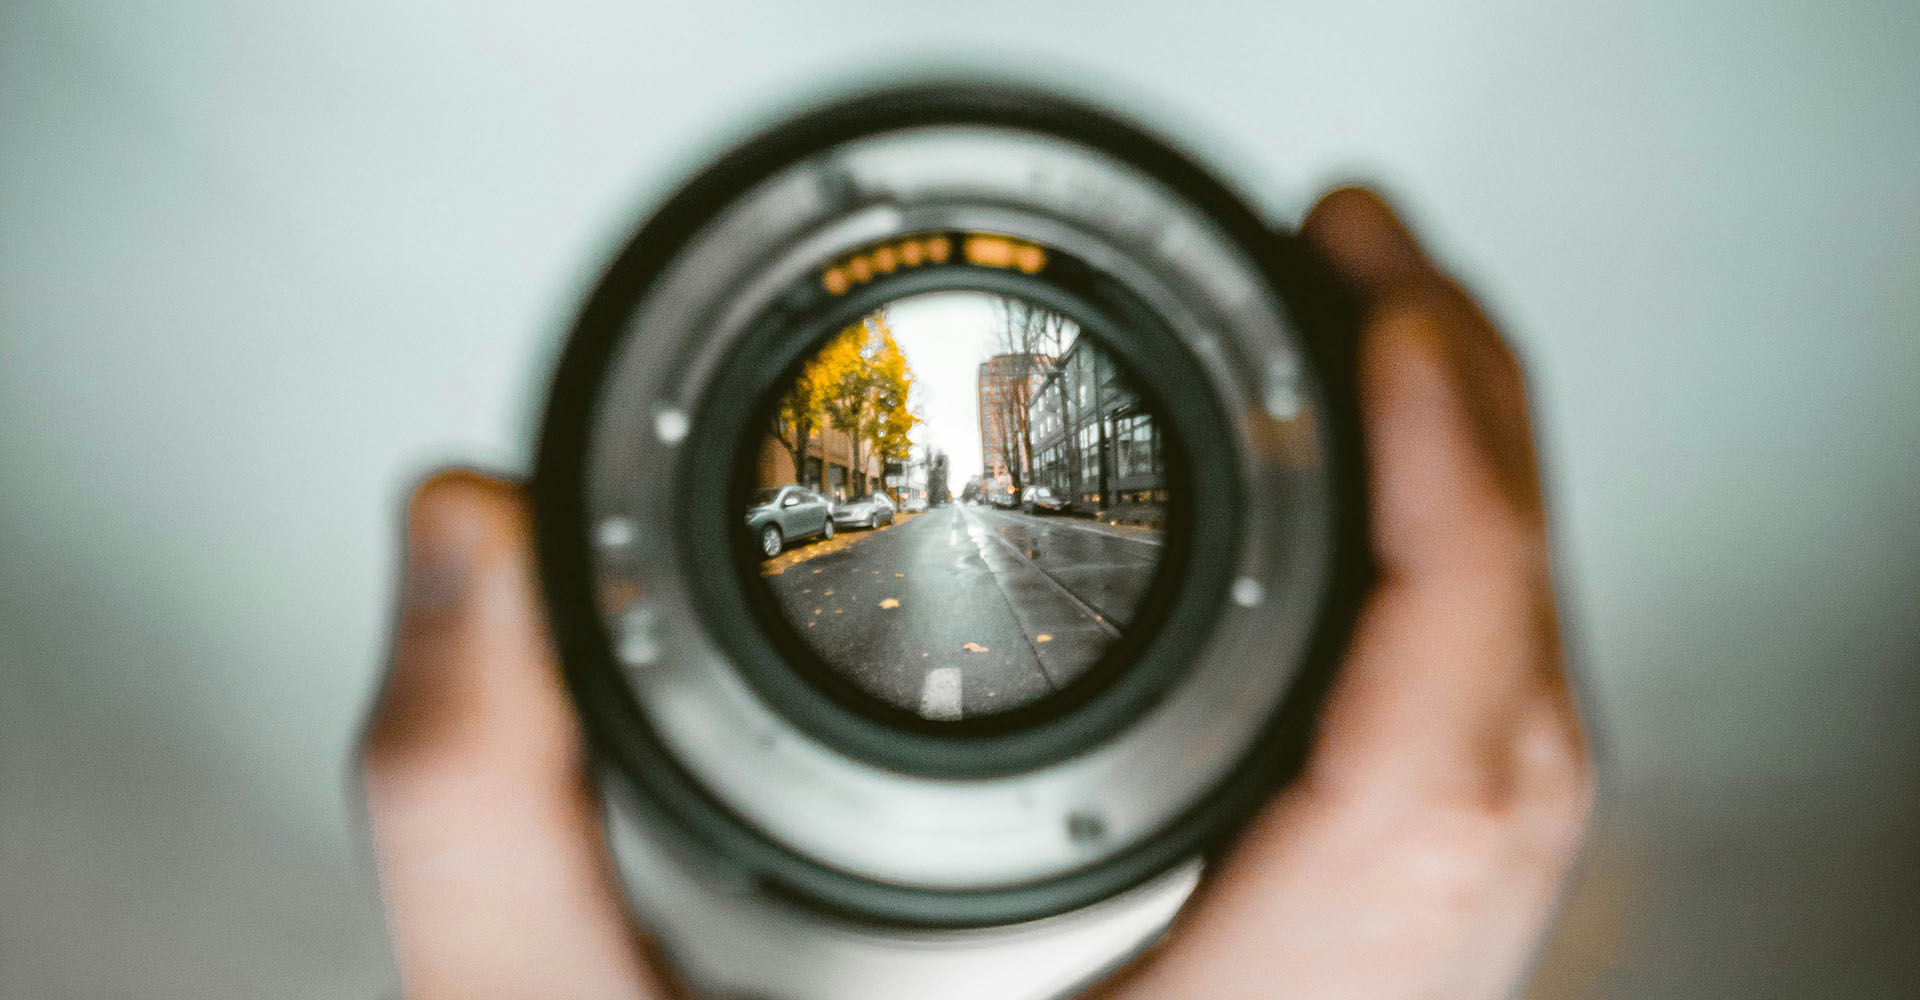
[365,468,542,773]
[405,469,529,596]
[1302,186,1431,293]
[1302,185,1393,228]
[408,466,525,522]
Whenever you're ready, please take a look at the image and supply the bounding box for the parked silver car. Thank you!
[831,490,896,529]
[746,485,834,557]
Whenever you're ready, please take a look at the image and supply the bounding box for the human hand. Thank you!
[356,188,1592,1000]
[1085,188,1593,998]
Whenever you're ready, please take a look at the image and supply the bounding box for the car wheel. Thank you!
[822,518,834,540]
[760,524,783,558]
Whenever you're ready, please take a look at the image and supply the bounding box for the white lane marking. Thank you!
[959,505,1120,641]
[919,666,963,721]
[975,506,1164,547]
[1055,519,1163,547]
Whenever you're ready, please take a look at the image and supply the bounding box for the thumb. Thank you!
[358,470,670,1000]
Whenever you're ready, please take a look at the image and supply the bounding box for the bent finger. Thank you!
[359,470,667,1000]
[1299,187,1584,791]
[1305,186,1546,582]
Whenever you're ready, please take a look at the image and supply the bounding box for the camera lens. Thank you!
[748,285,1180,723]
[533,84,1365,934]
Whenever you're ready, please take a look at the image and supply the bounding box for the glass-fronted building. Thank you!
[1028,336,1166,514]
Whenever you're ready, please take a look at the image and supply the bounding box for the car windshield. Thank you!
[753,488,783,506]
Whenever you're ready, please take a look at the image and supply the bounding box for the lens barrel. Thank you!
[533,83,1367,933]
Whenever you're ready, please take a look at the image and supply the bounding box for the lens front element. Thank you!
[748,290,1177,722]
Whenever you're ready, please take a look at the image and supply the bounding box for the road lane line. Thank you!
[960,506,1119,635]
[1050,518,1163,547]
[979,529,1121,640]
[962,507,1126,636]
[974,506,1164,547]
[919,667,963,721]
[956,504,1119,692]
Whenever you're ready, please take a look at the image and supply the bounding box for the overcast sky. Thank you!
[882,291,996,482]
[883,290,1085,487]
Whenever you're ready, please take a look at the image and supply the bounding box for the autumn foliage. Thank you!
[771,311,919,496]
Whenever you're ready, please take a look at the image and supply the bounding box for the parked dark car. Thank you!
[745,485,834,557]
[990,490,1019,510]
[1021,485,1069,514]
[832,491,896,529]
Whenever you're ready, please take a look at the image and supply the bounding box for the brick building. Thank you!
[757,415,884,501]
[976,352,1051,495]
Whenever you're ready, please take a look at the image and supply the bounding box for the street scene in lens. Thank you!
[745,290,1173,721]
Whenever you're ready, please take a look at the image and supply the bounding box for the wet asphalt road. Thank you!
[761,504,1163,720]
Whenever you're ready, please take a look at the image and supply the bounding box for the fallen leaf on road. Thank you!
[823,589,834,596]
[879,598,900,609]
[813,608,822,615]
[834,609,844,615]
[963,642,988,653]
[895,573,904,578]
[1035,633,1053,643]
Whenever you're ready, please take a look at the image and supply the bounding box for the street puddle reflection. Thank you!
[744,290,1175,720]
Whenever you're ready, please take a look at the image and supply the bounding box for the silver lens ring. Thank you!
[534,85,1367,928]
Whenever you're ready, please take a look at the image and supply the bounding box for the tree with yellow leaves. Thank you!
[813,321,871,495]
[861,320,918,484]
[770,312,918,496]
[771,349,830,485]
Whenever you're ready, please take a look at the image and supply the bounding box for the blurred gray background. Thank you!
[3,1,1915,997]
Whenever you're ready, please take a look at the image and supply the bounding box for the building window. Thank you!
[1079,425,1098,485]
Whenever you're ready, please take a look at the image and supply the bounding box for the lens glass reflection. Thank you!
[745,291,1176,720]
